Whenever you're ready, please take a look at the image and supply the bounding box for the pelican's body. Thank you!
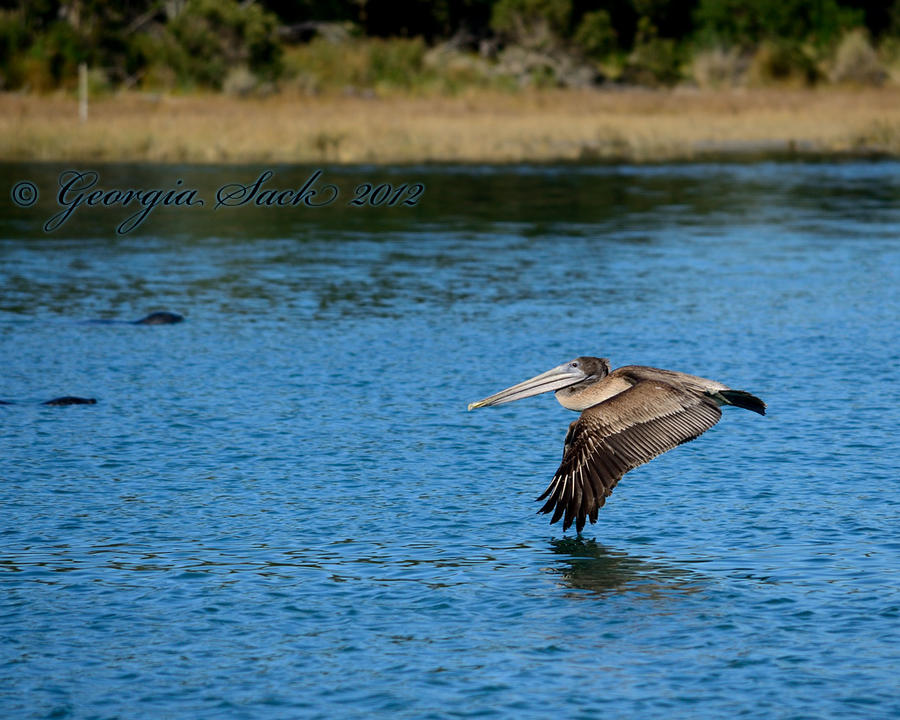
[468,357,766,533]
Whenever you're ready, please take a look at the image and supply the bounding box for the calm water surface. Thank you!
[1,162,898,719]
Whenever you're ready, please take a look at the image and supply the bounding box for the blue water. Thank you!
[1,162,899,719]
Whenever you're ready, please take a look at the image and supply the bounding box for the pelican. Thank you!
[468,357,766,533]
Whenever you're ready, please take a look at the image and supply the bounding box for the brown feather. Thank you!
[538,381,723,533]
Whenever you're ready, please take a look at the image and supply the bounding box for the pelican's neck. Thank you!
[554,385,591,411]
[554,374,634,412]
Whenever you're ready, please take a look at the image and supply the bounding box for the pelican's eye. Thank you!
[570,362,578,368]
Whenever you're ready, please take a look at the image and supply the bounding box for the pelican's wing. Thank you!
[537,381,723,533]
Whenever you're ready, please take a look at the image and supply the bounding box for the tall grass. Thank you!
[4,88,900,163]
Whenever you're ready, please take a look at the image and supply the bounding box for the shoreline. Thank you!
[4,88,900,165]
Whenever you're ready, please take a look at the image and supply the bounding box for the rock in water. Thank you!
[134,311,184,325]
[43,396,98,406]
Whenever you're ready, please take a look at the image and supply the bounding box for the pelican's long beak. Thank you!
[467,362,587,410]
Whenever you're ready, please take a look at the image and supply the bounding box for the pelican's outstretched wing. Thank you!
[537,381,723,533]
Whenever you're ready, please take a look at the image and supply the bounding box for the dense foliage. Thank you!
[1,0,898,90]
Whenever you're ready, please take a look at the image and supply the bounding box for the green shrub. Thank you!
[0,9,27,82]
[0,9,26,88]
[880,36,900,85]
[368,37,427,88]
[25,20,86,90]
[132,0,281,90]
[695,0,862,50]
[746,41,819,85]
[622,17,684,86]
[139,61,178,92]
[491,0,571,48]
[283,37,437,93]
[574,10,617,60]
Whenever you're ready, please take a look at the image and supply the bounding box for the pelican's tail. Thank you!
[716,389,766,416]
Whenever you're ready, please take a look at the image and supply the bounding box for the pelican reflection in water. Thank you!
[548,538,703,598]
[468,357,766,533]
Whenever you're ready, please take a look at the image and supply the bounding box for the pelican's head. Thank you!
[468,356,611,410]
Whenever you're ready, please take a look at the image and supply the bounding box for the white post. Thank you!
[78,62,88,122]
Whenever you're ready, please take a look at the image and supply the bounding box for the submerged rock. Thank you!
[42,396,98,406]
[134,311,184,325]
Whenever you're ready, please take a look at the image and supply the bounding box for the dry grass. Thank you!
[4,87,900,163]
